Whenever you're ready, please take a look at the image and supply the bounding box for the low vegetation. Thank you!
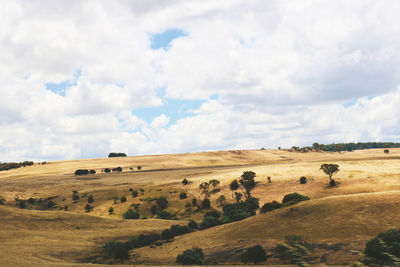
[108,152,127,157]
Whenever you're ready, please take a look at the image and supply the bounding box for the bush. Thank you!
[108,207,114,214]
[179,192,187,199]
[282,192,310,207]
[74,169,89,175]
[123,209,139,219]
[88,195,94,203]
[89,169,96,174]
[112,167,122,172]
[157,210,176,220]
[132,190,138,198]
[161,229,175,240]
[260,201,282,213]
[329,179,336,186]
[182,178,189,185]
[176,248,204,265]
[188,220,198,230]
[156,196,168,210]
[240,245,267,264]
[104,168,111,173]
[85,204,92,212]
[108,152,127,158]
[104,241,129,261]
[151,205,157,214]
[299,176,307,184]
[201,198,211,209]
[171,225,192,236]
[120,196,127,203]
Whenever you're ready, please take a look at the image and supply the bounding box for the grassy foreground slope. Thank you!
[0,148,399,265]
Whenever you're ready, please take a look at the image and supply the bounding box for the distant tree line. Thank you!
[0,161,34,172]
[290,142,400,152]
[108,152,127,158]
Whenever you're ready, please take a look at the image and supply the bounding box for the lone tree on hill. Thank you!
[230,180,239,198]
[239,171,256,199]
[240,245,267,264]
[320,163,339,186]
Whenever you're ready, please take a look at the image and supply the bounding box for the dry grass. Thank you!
[0,148,399,265]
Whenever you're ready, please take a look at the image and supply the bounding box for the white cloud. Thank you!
[1,0,400,161]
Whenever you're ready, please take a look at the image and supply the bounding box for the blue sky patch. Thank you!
[150,28,187,50]
[45,69,81,96]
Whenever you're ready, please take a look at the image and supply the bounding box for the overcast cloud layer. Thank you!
[1,0,400,161]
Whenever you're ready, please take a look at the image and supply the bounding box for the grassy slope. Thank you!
[0,148,399,265]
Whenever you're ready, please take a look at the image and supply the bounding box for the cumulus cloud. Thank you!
[0,0,400,161]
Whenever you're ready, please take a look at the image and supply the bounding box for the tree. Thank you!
[239,171,256,199]
[260,201,282,213]
[384,149,390,154]
[299,176,307,184]
[123,209,139,219]
[137,166,142,170]
[216,195,226,207]
[88,195,94,203]
[191,198,198,207]
[151,205,157,214]
[104,241,129,262]
[161,229,175,241]
[156,196,168,210]
[85,204,92,212]
[0,197,5,205]
[182,178,189,185]
[201,198,211,209]
[72,190,79,203]
[108,152,127,157]
[240,245,267,264]
[246,197,260,215]
[176,248,204,265]
[179,192,187,199]
[188,220,198,230]
[108,207,114,214]
[234,192,243,202]
[320,163,339,185]
[132,190,138,198]
[229,180,239,198]
[120,196,127,203]
[199,182,210,197]
[209,179,220,191]
[104,168,111,173]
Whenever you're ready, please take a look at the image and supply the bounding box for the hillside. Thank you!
[0,148,399,265]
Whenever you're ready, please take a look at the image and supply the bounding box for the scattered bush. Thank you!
[260,201,282,213]
[108,152,127,158]
[74,169,89,175]
[120,196,127,203]
[240,245,267,264]
[299,176,307,184]
[132,190,138,198]
[182,178,189,185]
[176,248,204,265]
[179,192,187,199]
[282,192,310,207]
[123,209,139,219]
[112,167,122,172]
[201,198,211,209]
[88,195,94,203]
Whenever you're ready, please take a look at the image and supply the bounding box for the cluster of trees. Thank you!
[260,193,310,214]
[108,152,127,157]
[0,161,34,172]
[311,142,400,152]
[362,228,400,266]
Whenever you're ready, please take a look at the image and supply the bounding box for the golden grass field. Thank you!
[0,148,400,266]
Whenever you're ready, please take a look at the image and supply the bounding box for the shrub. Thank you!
[108,207,114,214]
[179,192,187,199]
[192,198,198,207]
[240,245,267,264]
[129,188,133,192]
[112,167,122,172]
[151,205,157,214]
[88,195,94,203]
[156,197,168,210]
[171,225,192,236]
[74,169,89,175]
[157,211,176,220]
[176,248,204,265]
[120,196,127,203]
[329,179,336,186]
[85,204,92,212]
[137,166,142,170]
[299,176,307,184]
[123,209,139,219]
[201,198,211,209]
[260,201,282,213]
[89,169,96,174]
[132,190,138,198]
[104,241,129,261]
[108,152,127,158]
[182,178,189,185]
[282,193,310,207]
[104,168,111,173]
[200,213,220,229]
[161,229,175,241]
[188,220,198,230]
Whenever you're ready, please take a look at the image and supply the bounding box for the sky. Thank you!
[1,0,400,161]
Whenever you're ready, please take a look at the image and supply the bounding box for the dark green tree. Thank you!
[240,245,267,264]
[230,179,239,198]
[176,248,204,265]
[239,171,256,199]
[156,196,168,210]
